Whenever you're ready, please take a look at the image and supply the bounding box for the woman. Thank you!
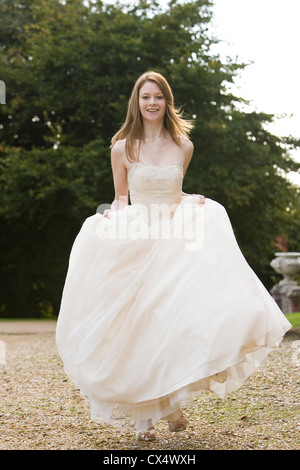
[56,71,291,442]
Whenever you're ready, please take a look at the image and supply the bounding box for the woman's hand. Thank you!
[197,194,205,205]
[181,190,205,205]
[103,196,129,219]
[103,209,113,219]
[190,193,205,205]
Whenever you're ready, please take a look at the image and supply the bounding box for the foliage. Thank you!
[0,140,111,316]
[285,312,300,329]
[0,0,299,316]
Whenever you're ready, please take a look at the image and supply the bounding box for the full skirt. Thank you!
[56,197,291,427]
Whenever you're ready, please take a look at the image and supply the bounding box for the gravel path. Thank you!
[0,321,299,450]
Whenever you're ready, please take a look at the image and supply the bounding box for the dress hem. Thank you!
[60,326,290,429]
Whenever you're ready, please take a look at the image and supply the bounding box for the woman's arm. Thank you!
[104,142,129,217]
[181,139,205,205]
[182,137,194,178]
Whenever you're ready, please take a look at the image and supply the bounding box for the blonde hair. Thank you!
[110,71,194,162]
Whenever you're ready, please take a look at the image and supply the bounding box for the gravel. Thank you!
[0,321,299,451]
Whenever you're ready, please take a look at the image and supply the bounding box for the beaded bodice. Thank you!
[127,162,183,210]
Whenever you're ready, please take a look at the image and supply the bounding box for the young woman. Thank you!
[56,71,291,442]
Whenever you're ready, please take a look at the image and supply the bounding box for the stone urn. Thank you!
[270,252,300,313]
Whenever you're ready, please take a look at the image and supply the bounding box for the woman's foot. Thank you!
[168,414,188,432]
[136,419,156,441]
[136,427,156,441]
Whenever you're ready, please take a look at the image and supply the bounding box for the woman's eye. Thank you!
[141,96,164,100]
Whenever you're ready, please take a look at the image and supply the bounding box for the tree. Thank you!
[0,139,111,316]
[0,0,299,316]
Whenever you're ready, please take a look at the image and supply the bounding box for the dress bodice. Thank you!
[127,162,183,210]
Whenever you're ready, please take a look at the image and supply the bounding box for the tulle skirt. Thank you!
[56,196,291,429]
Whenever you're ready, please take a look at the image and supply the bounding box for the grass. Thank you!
[285,311,300,328]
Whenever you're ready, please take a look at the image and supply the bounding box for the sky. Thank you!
[208,0,300,185]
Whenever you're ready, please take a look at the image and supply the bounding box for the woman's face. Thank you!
[139,80,166,123]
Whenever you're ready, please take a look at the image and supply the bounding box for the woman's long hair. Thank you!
[110,71,194,162]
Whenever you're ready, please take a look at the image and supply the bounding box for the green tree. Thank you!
[0,0,299,317]
[0,139,111,316]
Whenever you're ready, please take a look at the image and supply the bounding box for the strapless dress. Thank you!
[56,161,291,429]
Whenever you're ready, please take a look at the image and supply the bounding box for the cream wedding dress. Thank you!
[56,161,291,430]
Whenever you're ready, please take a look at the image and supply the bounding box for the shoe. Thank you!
[136,427,156,441]
[168,415,188,432]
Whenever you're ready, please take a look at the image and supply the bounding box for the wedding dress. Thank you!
[56,161,291,429]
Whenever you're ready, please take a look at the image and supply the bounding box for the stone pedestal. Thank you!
[270,252,300,313]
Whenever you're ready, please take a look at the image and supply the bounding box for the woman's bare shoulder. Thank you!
[111,139,126,154]
[180,137,194,165]
[178,137,194,174]
[180,136,194,153]
[111,139,127,171]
